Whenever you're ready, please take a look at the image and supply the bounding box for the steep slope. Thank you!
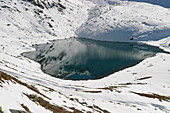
[0,0,96,112]
[76,0,170,42]
[0,0,93,56]
[0,0,170,113]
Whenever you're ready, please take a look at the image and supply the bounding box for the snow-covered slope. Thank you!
[122,0,170,8]
[0,0,93,56]
[0,0,170,113]
[76,0,170,42]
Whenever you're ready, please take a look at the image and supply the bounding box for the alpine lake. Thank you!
[22,37,167,80]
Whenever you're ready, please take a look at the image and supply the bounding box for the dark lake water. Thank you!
[22,38,166,80]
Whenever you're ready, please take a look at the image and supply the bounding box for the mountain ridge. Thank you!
[0,0,170,113]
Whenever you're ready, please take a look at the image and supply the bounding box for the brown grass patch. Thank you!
[137,76,152,80]
[0,106,3,113]
[83,91,102,93]
[21,104,31,113]
[37,84,55,92]
[98,86,126,91]
[87,105,110,113]
[0,71,13,84]
[0,71,50,100]
[72,85,91,89]
[66,97,109,113]
[130,91,170,102]
[93,105,110,113]
[24,94,83,113]
[69,107,84,113]
[118,82,147,85]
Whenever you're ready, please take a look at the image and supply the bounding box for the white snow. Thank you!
[0,0,170,113]
[76,0,170,42]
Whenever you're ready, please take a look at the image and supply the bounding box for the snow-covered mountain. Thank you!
[76,0,170,42]
[0,0,170,113]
